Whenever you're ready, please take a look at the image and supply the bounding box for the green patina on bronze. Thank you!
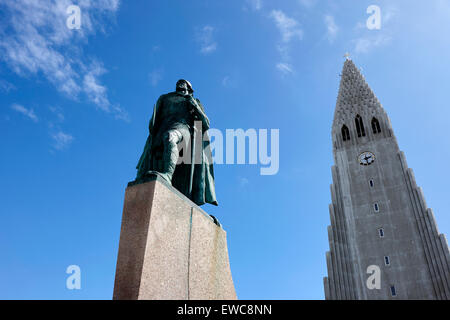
[134,80,218,206]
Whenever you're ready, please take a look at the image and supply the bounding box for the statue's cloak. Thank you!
[136,92,218,206]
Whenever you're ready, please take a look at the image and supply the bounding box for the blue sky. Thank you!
[1,0,450,300]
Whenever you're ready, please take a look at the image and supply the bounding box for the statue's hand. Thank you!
[187,97,201,115]
[189,107,197,119]
[186,96,208,127]
[186,95,197,106]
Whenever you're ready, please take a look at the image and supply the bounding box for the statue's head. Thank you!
[176,79,194,96]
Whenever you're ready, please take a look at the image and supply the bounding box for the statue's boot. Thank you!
[144,170,172,185]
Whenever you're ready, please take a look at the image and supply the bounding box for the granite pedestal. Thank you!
[113,175,237,300]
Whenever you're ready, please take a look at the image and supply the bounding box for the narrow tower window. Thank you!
[371,117,381,134]
[369,179,374,188]
[355,115,366,137]
[378,228,384,237]
[341,125,351,141]
[390,286,397,297]
[374,203,379,212]
[384,256,390,265]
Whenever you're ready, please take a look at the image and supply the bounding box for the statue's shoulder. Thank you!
[158,92,174,99]
[158,92,178,102]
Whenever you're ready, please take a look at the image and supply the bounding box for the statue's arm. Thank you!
[192,98,210,130]
[149,96,163,134]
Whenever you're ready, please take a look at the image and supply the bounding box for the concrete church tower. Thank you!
[323,57,450,300]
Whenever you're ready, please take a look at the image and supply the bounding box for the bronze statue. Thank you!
[135,80,218,206]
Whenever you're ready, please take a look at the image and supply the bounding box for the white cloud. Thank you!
[222,76,231,87]
[270,10,302,75]
[437,0,450,14]
[239,177,250,187]
[83,62,109,111]
[149,69,163,87]
[51,131,74,150]
[49,106,65,123]
[196,26,217,55]
[0,0,124,119]
[276,63,293,75]
[11,103,39,122]
[298,0,317,8]
[0,80,16,92]
[111,104,129,122]
[11,102,77,150]
[221,74,240,88]
[354,21,366,30]
[245,0,262,11]
[270,10,303,43]
[383,5,398,25]
[324,15,338,43]
[354,34,391,54]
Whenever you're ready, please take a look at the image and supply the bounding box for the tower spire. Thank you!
[333,59,383,127]
[331,58,394,150]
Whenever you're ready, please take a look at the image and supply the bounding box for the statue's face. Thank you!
[176,81,189,96]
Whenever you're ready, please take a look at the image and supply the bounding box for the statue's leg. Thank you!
[160,129,184,183]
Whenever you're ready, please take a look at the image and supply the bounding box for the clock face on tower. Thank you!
[359,152,375,166]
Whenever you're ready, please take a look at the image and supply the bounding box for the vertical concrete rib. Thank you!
[326,225,337,299]
[426,208,450,298]
[399,151,442,299]
[325,249,336,299]
[333,166,356,299]
[408,171,443,299]
[324,277,331,300]
[330,189,347,298]
[438,234,450,298]
[415,187,446,298]
[328,199,343,299]
[327,220,337,300]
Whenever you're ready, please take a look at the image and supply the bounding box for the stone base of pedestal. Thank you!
[113,175,237,300]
